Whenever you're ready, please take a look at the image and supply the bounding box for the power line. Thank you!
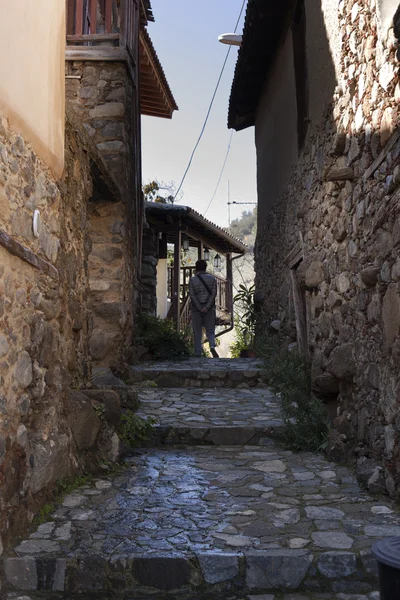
[173,0,246,202]
[203,130,233,217]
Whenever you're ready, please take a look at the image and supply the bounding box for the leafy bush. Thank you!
[230,284,256,356]
[137,313,192,360]
[118,411,155,448]
[257,332,330,452]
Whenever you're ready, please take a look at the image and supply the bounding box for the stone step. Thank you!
[137,387,283,446]
[127,358,266,389]
[2,445,390,598]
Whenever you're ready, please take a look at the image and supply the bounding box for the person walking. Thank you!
[189,260,219,358]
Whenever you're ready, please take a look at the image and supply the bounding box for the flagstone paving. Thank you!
[1,359,385,598]
[127,357,266,388]
[136,387,283,445]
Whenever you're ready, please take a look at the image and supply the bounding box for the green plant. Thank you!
[118,411,156,448]
[257,331,330,452]
[230,284,256,356]
[33,474,94,525]
[137,313,192,360]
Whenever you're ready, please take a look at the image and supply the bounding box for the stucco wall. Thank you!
[156,259,169,319]
[255,34,298,225]
[306,0,340,126]
[0,0,65,177]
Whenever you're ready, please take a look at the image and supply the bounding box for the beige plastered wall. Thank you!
[156,259,169,319]
[0,0,65,177]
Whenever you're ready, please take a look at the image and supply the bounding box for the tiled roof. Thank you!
[228,0,292,131]
[145,202,248,254]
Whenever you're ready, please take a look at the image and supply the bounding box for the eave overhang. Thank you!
[140,28,178,119]
[228,0,294,131]
[145,203,247,255]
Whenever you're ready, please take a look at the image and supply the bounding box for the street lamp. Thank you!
[203,247,210,261]
[214,254,222,270]
[218,33,242,47]
[182,237,190,252]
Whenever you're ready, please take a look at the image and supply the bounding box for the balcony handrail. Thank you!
[66,0,139,61]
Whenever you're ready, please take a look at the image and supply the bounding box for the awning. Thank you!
[145,202,247,255]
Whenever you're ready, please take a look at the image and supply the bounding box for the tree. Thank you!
[143,180,182,204]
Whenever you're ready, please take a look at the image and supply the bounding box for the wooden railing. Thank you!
[66,0,139,55]
[167,267,230,312]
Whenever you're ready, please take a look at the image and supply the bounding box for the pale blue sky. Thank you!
[141,0,257,228]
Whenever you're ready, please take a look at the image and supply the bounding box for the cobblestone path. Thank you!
[1,359,390,599]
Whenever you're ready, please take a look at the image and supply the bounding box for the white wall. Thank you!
[0,0,65,176]
[156,259,169,319]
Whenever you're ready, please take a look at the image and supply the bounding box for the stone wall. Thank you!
[0,114,94,550]
[66,59,141,366]
[255,0,400,496]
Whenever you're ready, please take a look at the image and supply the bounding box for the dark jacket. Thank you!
[189,271,217,312]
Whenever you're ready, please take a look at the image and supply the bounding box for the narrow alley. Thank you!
[2,358,394,599]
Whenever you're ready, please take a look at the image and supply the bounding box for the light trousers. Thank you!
[192,308,216,356]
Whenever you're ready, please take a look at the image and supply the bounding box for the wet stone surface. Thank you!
[3,444,392,594]
[137,387,283,445]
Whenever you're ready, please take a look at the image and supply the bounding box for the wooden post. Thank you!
[173,229,181,330]
[119,0,127,47]
[290,268,308,357]
[89,0,97,34]
[198,239,203,260]
[226,253,233,314]
[75,0,84,35]
[105,0,113,32]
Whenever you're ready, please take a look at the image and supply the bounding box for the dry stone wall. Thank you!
[0,114,95,550]
[256,0,400,496]
[66,59,141,366]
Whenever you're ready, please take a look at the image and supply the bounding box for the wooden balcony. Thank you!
[65,0,178,118]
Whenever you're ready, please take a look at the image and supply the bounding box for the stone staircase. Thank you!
[0,358,387,599]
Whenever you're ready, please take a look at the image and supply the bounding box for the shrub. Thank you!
[257,332,330,452]
[137,313,192,360]
[118,411,155,447]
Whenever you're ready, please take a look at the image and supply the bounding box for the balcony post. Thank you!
[173,229,181,330]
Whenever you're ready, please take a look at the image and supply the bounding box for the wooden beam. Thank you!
[226,253,233,315]
[363,128,400,180]
[290,269,308,358]
[198,239,203,260]
[67,33,120,42]
[65,47,128,61]
[0,229,58,280]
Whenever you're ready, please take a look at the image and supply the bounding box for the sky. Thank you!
[141,0,257,229]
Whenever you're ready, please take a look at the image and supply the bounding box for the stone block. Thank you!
[132,557,191,591]
[206,427,256,446]
[14,351,33,388]
[317,552,357,578]
[96,141,125,154]
[198,553,239,584]
[0,333,9,358]
[89,103,124,119]
[81,389,121,426]
[66,391,101,450]
[360,266,380,287]
[5,557,37,590]
[327,343,356,380]
[245,550,313,590]
[382,283,400,345]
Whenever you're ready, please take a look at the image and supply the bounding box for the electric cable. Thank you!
[173,0,246,201]
[203,130,233,217]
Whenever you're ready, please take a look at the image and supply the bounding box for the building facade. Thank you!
[229,0,400,496]
[0,0,176,551]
